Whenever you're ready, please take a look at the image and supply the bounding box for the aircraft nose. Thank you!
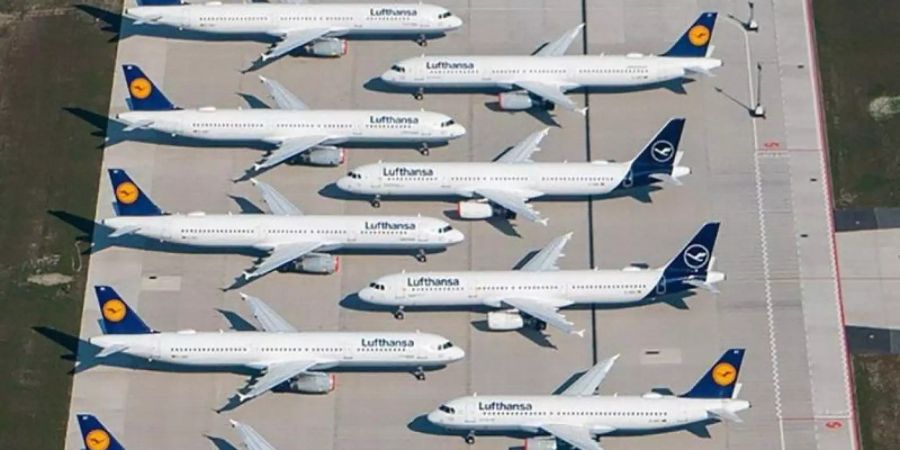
[358,287,383,304]
[448,229,465,244]
[447,16,463,29]
[380,70,397,83]
[426,410,443,425]
[449,347,466,361]
[451,124,466,138]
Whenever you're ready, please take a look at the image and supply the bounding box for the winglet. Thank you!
[76,414,127,450]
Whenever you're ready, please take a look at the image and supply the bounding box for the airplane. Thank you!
[358,222,723,336]
[426,349,749,449]
[379,12,721,114]
[125,0,463,65]
[86,285,465,406]
[115,64,466,179]
[100,169,464,287]
[336,118,690,224]
[76,413,281,450]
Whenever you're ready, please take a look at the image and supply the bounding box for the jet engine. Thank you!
[486,310,525,331]
[279,254,340,274]
[275,372,335,394]
[289,146,345,167]
[524,437,557,450]
[306,38,348,57]
[498,91,534,110]
[457,201,494,220]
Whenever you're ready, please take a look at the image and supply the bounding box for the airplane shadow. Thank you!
[216,309,258,332]
[204,436,239,450]
[33,326,259,376]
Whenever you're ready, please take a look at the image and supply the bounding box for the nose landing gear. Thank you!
[393,307,405,320]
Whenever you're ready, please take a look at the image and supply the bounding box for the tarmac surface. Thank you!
[63,1,857,449]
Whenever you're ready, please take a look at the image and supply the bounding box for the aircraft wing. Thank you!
[238,360,319,402]
[501,297,582,336]
[474,187,546,225]
[248,135,330,176]
[520,232,573,271]
[251,178,303,215]
[229,420,278,450]
[258,75,308,110]
[540,424,605,450]
[514,80,584,114]
[560,354,620,396]
[262,28,336,62]
[534,23,585,57]
[496,128,550,163]
[240,293,298,333]
[242,242,324,281]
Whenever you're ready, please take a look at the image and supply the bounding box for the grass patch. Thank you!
[814,0,900,207]
[853,354,900,450]
[0,1,119,448]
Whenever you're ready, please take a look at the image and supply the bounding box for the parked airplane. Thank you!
[115,65,466,178]
[100,169,464,286]
[125,0,463,64]
[87,286,465,406]
[379,12,720,114]
[426,349,749,449]
[358,222,722,335]
[337,118,689,224]
[77,414,279,450]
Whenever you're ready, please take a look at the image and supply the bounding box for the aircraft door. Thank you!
[464,402,476,424]
[655,275,667,296]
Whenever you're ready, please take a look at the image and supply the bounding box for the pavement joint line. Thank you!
[579,0,598,366]
[801,0,860,445]
[753,150,787,450]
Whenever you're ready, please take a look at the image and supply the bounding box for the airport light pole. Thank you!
[752,62,766,117]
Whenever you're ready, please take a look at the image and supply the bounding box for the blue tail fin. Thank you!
[122,64,176,111]
[95,285,154,335]
[661,12,718,58]
[629,118,685,172]
[681,349,745,398]
[663,222,720,278]
[76,414,127,450]
[136,0,182,5]
[107,169,163,216]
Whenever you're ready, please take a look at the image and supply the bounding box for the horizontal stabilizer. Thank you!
[108,225,141,238]
[708,408,743,423]
[95,344,129,358]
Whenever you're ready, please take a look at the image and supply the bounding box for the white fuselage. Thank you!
[116,109,466,146]
[428,395,750,434]
[360,269,669,307]
[125,3,463,37]
[381,55,722,89]
[90,331,464,369]
[339,161,640,197]
[102,214,464,251]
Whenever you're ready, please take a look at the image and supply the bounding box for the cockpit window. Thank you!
[369,282,386,291]
[438,11,452,19]
[438,341,454,350]
[438,225,453,233]
[439,404,456,414]
[390,65,406,73]
[347,171,362,179]
[440,119,456,127]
